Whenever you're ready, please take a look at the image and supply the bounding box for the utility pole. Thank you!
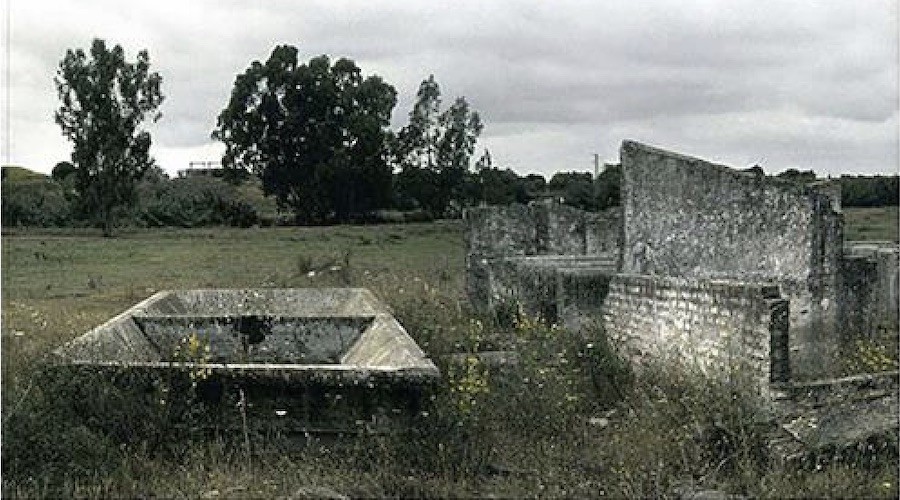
[593,153,600,179]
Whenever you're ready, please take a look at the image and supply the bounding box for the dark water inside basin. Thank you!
[134,315,372,364]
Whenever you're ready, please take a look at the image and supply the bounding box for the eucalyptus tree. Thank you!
[213,46,397,222]
[55,38,164,236]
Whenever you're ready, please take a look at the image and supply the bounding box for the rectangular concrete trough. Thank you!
[485,255,617,324]
[55,288,439,383]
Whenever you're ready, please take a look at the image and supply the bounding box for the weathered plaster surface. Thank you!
[464,202,622,313]
[619,140,843,380]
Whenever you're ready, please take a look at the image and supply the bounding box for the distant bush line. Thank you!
[1,165,896,229]
[839,175,899,207]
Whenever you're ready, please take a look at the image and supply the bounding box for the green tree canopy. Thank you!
[548,171,597,211]
[840,175,899,207]
[54,38,164,236]
[595,163,621,210]
[396,75,441,172]
[776,168,816,183]
[469,167,528,206]
[51,161,76,182]
[213,46,397,222]
[394,75,483,217]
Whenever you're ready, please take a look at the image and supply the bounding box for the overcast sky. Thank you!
[2,0,898,178]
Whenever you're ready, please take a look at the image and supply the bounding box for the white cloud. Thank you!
[4,0,897,177]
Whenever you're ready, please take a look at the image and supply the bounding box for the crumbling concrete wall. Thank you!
[464,203,536,309]
[620,141,841,279]
[465,203,536,260]
[461,140,895,459]
[464,201,622,259]
[465,140,891,387]
[585,206,622,256]
[619,140,843,380]
[488,256,560,320]
[601,274,791,396]
[486,255,614,326]
[464,201,622,312]
[840,243,900,342]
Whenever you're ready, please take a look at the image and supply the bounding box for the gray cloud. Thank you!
[4,0,897,177]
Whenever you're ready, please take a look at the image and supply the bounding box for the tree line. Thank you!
[2,39,896,231]
[9,38,625,232]
[772,168,899,206]
[1,158,622,229]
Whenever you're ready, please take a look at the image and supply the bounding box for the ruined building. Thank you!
[465,140,898,460]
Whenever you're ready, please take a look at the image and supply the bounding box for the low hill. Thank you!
[1,165,48,182]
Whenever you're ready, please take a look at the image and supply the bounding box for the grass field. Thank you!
[1,165,48,182]
[844,206,899,242]
[2,218,898,498]
[2,224,463,389]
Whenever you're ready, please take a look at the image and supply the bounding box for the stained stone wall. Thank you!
[602,274,791,396]
[464,201,622,312]
[464,203,536,260]
[619,140,843,380]
[840,243,900,342]
[464,201,622,260]
[464,140,893,389]
[486,255,615,326]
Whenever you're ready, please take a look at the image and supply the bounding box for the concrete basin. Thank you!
[55,288,439,383]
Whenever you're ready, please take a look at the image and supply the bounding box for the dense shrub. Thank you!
[135,176,259,228]
[1,178,73,227]
[841,175,899,207]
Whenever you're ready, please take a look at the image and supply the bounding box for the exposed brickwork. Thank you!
[601,274,790,396]
[619,140,842,380]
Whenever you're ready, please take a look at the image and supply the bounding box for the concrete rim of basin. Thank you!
[54,288,440,382]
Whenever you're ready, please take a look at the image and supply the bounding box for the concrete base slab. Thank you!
[769,371,899,465]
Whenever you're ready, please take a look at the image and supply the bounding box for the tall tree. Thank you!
[471,167,527,206]
[395,76,483,217]
[397,75,442,171]
[54,38,164,236]
[213,46,397,222]
[548,172,598,211]
[438,96,483,211]
[394,76,442,212]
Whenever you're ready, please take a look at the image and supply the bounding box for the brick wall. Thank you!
[619,140,842,380]
[601,274,790,395]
